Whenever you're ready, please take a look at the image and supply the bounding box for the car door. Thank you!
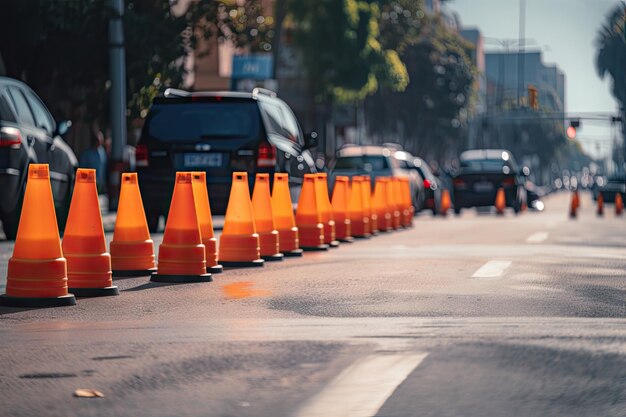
[7,87,47,166]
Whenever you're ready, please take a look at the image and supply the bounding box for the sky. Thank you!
[444,0,623,159]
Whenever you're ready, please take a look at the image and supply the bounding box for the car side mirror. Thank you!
[55,120,72,137]
[521,166,530,176]
[303,131,318,150]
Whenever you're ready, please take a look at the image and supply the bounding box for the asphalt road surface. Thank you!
[0,191,625,417]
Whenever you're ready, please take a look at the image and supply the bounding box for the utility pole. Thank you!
[517,0,526,107]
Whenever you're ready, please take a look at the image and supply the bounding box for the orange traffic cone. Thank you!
[296,174,328,251]
[252,173,284,261]
[271,173,303,257]
[401,177,414,227]
[349,176,371,238]
[331,176,353,242]
[110,173,157,277]
[388,177,402,229]
[597,192,604,216]
[359,176,378,234]
[615,193,624,216]
[373,177,392,232]
[570,190,580,218]
[152,172,212,282]
[440,189,451,217]
[219,172,264,267]
[192,172,223,273]
[63,169,118,297]
[316,173,339,247]
[0,165,76,307]
[495,187,506,215]
[392,178,406,228]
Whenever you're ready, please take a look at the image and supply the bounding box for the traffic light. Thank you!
[527,85,539,110]
[567,119,580,139]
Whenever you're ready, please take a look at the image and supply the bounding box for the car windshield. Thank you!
[334,156,389,171]
[147,102,260,141]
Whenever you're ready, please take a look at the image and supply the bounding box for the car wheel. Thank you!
[2,210,20,240]
[454,207,461,216]
[147,211,161,233]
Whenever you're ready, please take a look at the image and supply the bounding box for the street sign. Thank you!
[232,54,273,80]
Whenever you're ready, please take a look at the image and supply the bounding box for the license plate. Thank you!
[474,181,494,193]
[183,153,223,168]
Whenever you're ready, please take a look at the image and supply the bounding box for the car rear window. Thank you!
[147,101,260,142]
[335,156,389,171]
[460,159,509,171]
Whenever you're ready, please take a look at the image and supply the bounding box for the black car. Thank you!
[594,175,625,203]
[452,149,527,214]
[0,77,76,239]
[137,88,318,231]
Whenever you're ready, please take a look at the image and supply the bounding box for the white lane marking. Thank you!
[294,353,428,417]
[472,260,512,280]
[526,231,549,244]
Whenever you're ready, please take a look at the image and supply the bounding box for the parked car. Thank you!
[412,157,442,214]
[0,77,76,239]
[452,149,527,215]
[136,88,318,232]
[593,175,625,203]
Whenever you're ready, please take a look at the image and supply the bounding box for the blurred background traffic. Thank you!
[0,0,625,239]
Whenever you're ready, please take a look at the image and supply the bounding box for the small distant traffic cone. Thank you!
[615,193,624,216]
[570,190,579,218]
[252,174,284,261]
[331,176,353,242]
[388,177,402,229]
[401,177,414,227]
[349,176,371,238]
[110,173,157,277]
[0,164,76,307]
[373,177,392,232]
[192,172,223,273]
[296,174,328,251]
[440,189,451,217]
[63,169,118,297]
[316,173,339,247]
[597,192,604,216]
[152,172,212,282]
[495,187,506,215]
[271,173,303,257]
[219,172,265,267]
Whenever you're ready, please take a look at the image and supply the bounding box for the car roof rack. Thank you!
[252,87,277,99]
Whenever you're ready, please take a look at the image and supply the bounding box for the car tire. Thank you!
[2,210,20,240]
[147,212,161,233]
[454,207,461,216]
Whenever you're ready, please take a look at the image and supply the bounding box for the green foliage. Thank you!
[288,0,408,104]
[596,4,626,107]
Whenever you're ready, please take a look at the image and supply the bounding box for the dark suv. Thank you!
[137,88,318,231]
[0,77,76,239]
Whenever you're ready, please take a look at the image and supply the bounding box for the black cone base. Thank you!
[208,264,224,274]
[220,259,265,268]
[0,293,76,308]
[262,253,284,262]
[283,249,304,257]
[113,268,157,278]
[301,244,330,252]
[354,234,372,239]
[151,273,213,283]
[328,240,340,248]
[70,286,120,297]
[338,237,354,243]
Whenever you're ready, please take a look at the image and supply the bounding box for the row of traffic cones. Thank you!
[0,166,414,308]
[569,190,624,218]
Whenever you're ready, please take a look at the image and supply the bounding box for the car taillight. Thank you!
[423,179,431,189]
[0,126,22,148]
[453,178,466,187]
[136,144,149,167]
[502,177,515,186]
[257,142,276,167]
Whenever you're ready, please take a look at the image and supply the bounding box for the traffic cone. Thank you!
[63,169,118,297]
[192,172,223,273]
[373,177,392,232]
[316,173,339,247]
[401,177,414,227]
[0,165,76,307]
[331,176,353,242]
[271,173,303,257]
[495,187,506,215]
[252,173,284,261]
[597,192,604,216]
[569,190,579,218]
[152,172,212,282]
[349,176,371,238]
[392,178,406,228]
[296,174,328,250]
[110,173,157,277]
[388,177,402,229]
[615,193,624,216]
[359,176,378,234]
[219,172,265,267]
[440,189,451,217]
